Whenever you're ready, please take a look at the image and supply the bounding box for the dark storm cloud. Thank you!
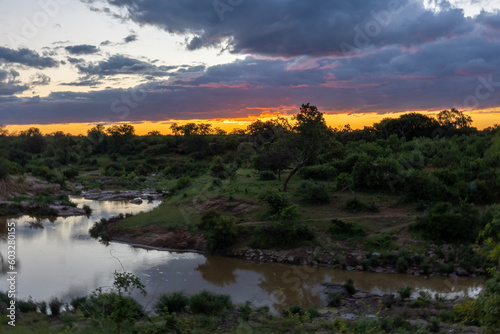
[87,0,475,57]
[0,46,58,68]
[76,55,175,77]
[65,44,100,55]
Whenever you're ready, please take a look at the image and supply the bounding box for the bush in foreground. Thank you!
[188,290,232,315]
[154,291,189,314]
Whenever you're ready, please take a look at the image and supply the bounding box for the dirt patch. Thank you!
[111,225,206,251]
[194,197,258,217]
[0,177,62,200]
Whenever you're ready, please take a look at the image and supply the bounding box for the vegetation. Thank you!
[1,106,499,332]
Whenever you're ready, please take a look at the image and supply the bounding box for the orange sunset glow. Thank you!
[5,110,499,136]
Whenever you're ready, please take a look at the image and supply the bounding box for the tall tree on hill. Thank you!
[281,103,331,191]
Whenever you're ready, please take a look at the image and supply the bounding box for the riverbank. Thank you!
[0,284,482,333]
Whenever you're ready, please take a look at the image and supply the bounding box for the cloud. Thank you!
[76,54,176,77]
[0,68,29,96]
[65,44,100,55]
[61,75,102,87]
[0,46,58,68]
[87,0,477,57]
[29,73,51,86]
[124,34,138,43]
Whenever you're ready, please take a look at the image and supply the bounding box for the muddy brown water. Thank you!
[0,198,485,312]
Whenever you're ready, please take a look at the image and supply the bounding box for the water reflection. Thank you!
[0,198,486,313]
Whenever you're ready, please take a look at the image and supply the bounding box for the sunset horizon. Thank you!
[3,108,499,136]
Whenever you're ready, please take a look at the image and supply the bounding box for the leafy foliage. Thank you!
[296,180,330,204]
[327,219,366,239]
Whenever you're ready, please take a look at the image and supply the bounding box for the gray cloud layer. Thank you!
[0,46,59,68]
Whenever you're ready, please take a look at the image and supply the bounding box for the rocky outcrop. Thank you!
[82,189,165,201]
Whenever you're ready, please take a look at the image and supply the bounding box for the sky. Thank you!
[1,0,500,134]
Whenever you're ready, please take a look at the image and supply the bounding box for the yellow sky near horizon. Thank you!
[4,110,500,136]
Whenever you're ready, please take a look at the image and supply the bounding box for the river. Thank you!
[0,198,485,312]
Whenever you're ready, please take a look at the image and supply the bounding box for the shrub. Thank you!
[0,158,12,180]
[344,278,356,295]
[342,198,379,213]
[189,290,232,315]
[49,298,63,316]
[259,190,290,219]
[73,292,143,320]
[63,168,79,180]
[17,298,37,313]
[279,205,300,223]
[38,301,47,314]
[249,221,315,249]
[174,176,192,191]
[299,164,337,181]
[154,292,189,314]
[296,180,330,204]
[327,219,366,239]
[409,202,481,243]
[104,164,124,177]
[83,205,92,215]
[396,257,409,273]
[258,170,277,181]
[397,286,412,300]
[366,233,398,251]
[198,211,237,251]
[327,293,342,307]
[209,156,227,179]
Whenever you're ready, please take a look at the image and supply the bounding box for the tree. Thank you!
[247,118,290,149]
[0,124,8,137]
[437,108,473,129]
[20,127,46,154]
[107,124,135,152]
[281,103,331,191]
[374,113,439,139]
[254,149,290,180]
[87,124,108,153]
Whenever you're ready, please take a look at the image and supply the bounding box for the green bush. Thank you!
[72,292,143,320]
[209,156,227,179]
[396,257,409,273]
[104,164,124,177]
[258,170,277,181]
[366,233,398,251]
[342,198,379,213]
[189,290,232,315]
[49,297,63,316]
[17,298,37,313]
[397,286,412,300]
[0,158,13,179]
[344,278,356,295]
[410,202,481,243]
[154,291,189,314]
[296,180,330,204]
[259,190,291,219]
[327,293,342,307]
[63,168,79,180]
[250,221,315,249]
[327,219,366,239]
[299,164,337,181]
[174,176,192,191]
[198,211,237,251]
